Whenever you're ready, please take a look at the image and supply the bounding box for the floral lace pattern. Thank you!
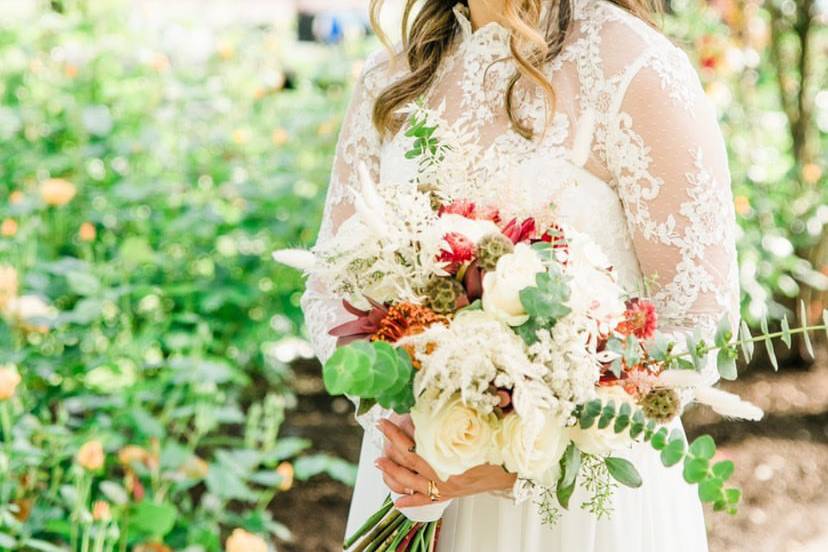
[301,0,740,445]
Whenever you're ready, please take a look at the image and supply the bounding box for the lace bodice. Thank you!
[300,0,740,439]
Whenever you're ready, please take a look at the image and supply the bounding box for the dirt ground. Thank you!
[273,344,828,552]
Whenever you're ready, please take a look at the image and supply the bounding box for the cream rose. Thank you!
[496,410,569,486]
[482,243,545,326]
[568,385,637,456]
[411,393,498,481]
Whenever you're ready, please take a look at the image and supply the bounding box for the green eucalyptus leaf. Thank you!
[738,320,754,363]
[698,478,724,503]
[683,457,709,483]
[711,460,735,481]
[716,348,737,381]
[650,427,669,450]
[605,457,642,488]
[800,299,815,358]
[688,435,716,460]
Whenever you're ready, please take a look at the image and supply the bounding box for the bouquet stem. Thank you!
[345,496,441,552]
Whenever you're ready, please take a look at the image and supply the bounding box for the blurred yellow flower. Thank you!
[0,365,21,401]
[272,128,289,146]
[9,191,24,204]
[733,195,751,216]
[802,163,822,185]
[217,40,235,61]
[0,265,18,312]
[317,119,336,137]
[79,222,96,242]
[64,64,78,78]
[276,461,294,492]
[40,178,77,206]
[4,295,56,333]
[1,219,17,237]
[225,528,268,552]
[180,454,209,479]
[232,128,251,145]
[76,439,105,471]
[92,500,111,522]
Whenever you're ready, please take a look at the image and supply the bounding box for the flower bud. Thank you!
[276,461,294,492]
[76,440,105,471]
[40,178,77,206]
[92,500,111,522]
[226,528,268,552]
[0,365,21,401]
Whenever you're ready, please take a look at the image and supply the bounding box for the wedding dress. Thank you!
[300,1,740,550]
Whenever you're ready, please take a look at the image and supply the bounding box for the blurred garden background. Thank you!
[0,0,825,550]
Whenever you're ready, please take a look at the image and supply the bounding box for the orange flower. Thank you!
[118,445,149,466]
[802,163,822,185]
[733,195,750,216]
[1,219,17,237]
[9,191,24,204]
[276,461,294,492]
[225,529,268,552]
[40,178,76,206]
[76,440,105,471]
[79,222,96,242]
[179,455,209,479]
[0,365,21,401]
[92,500,111,522]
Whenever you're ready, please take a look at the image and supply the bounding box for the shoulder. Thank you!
[356,44,407,99]
[574,1,703,110]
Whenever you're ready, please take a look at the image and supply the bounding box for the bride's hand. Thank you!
[375,417,516,509]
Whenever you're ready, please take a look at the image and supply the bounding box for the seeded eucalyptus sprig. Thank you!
[561,399,741,515]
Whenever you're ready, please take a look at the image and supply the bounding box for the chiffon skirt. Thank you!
[345,421,709,552]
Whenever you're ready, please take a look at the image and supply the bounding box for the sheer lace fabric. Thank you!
[301,2,738,549]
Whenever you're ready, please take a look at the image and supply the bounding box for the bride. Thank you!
[301,0,739,550]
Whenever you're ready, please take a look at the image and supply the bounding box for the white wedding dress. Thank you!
[300,1,740,550]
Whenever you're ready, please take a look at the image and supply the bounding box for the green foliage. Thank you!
[323,341,415,413]
[516,266,571,345]
[0,1,367,549]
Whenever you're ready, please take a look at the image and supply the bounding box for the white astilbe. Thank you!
[399,311,553,427]
[528,313,603,423]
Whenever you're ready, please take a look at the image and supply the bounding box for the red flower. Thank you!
[501,217,536,243]
[437,232,475,274]
[328,298,388,346]
[538,223,569,263]
[439,200,501,223]
[616,298,658,340]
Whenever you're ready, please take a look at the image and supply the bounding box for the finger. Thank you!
[377,420,436,478]
[375,457,429,496]
[381,472,409,495]
[394,493,443,509]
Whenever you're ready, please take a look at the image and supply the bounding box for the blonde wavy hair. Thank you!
[370,0,661,139]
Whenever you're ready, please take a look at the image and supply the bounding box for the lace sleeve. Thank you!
[605,45,741,387]
[300,53,390,445]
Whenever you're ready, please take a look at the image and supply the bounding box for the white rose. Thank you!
[437,214,501,245]
[568,385,637,456]
[496,410,569,486]
[411,394,498,481]
[482,243,545,326]
[565,232,626,329]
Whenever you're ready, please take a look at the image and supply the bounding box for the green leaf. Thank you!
[800,299,815,358]
[760,316,779,371]
[629,409,645,439]
[711,460,735,481]
[650,427,669,450]
[323,341,375,396]
[738,320,754,363]
[205,465,258,501]
[660,431,686,467]
[99,480,129,505]
[67,271,101,296]
[613,403,632,434]
[780,315,792,348]
[605,457,642,488]
[714,315,733,347]
[698,478,724,503]
[518,268,572,323]
[128,502,178,538]
[716,348,737,381]
[597,400,616,430]
[724,487,742,505]
[683,458,709,483]
[579,399,602,429]
[556,444,581,509]
[689,435,716,460]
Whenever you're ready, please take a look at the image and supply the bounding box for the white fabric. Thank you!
[300,1,740,550]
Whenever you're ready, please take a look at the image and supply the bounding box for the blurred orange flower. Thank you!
[272,128,289,146]
[9,191,24,204]
[40,178,77,206]
[226,529,268,552]
[802,163,822,185]
[0,265,19,312]
[276,461,294,491]
[733,195,751,216]
[79,222,96,242]
[92,500,111,522]
[76,440,105,471]
[1,219,17,237]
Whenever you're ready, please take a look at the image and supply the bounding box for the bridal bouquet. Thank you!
[275,114,825,551]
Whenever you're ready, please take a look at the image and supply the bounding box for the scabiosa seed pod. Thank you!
[422,277,468,314]
[476,233,514,272]
[640,387,681,424]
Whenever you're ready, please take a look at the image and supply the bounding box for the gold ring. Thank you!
[427,480,441,502]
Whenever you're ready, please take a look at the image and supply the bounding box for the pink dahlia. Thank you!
[617,298,658,340]
[437,232,475,274]
[439,200,501,223]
